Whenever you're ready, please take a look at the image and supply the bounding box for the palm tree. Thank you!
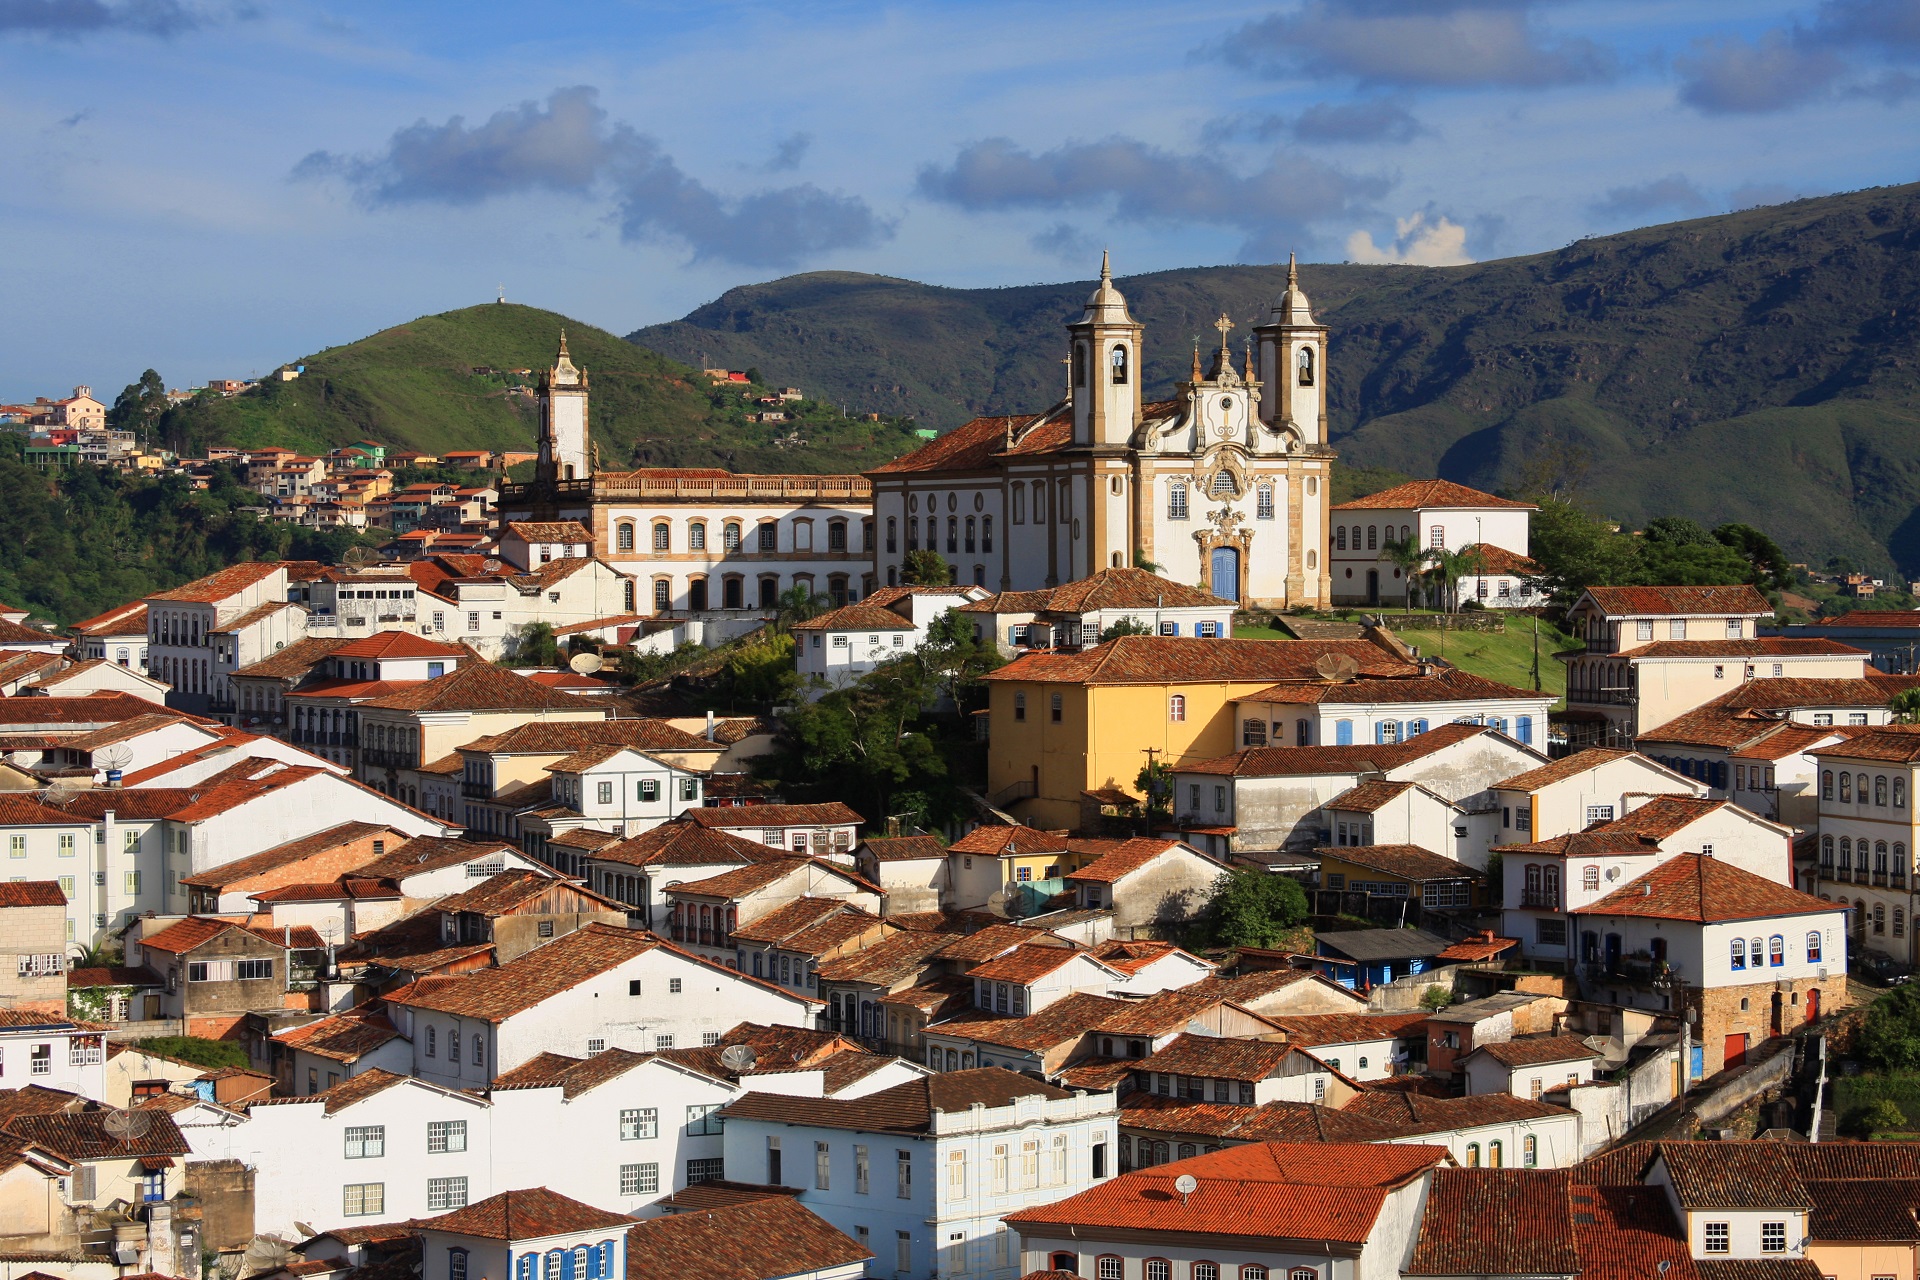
[1424,547,1476,614]
[1891,688,1920,724]
[1381,534,1428,610]
[773,583,828,631]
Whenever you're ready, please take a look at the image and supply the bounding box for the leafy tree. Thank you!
[1135,760,1172,822]
[1715,523,1792,590]
[1892,688,1920,724]
[717,631,798,706]
[135,1035,250,1070]
[917,608,1004,711]
[1201,868,1309,949]
[1862,1097,1910,1135]
[774,583,829,629]
[508,622,562,668]
[1857,981,1920,1071]
[1638,537,1756,586]
[108,369,168,443]
[1380,534,1428,609]
[1419,985,1455,1011]
[1099,617,1153,642]
[1643,516,1717,546]
[1423,545,1481,613]
[900,550,953,586]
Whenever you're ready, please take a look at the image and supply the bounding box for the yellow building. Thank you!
[981,635,1411,830]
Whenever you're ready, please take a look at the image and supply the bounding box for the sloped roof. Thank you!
[356,662,608,712]
[1495,748,1649,792]
[382,923,660,1021]
[147,561,282,603]
[1180,723,1493,777]
[1267,1011,1431,1048]
[3,1108,189,1160]
[273,1011,401,1063]
[623,1193,871,1280]
[1066,838,1215,884]
[1580,855,1835,923]
[1320,844,1476,883]
[1469,1035,1603,1068]
[1813,728,1920,763]
[1582,585,1773,617]
[1406,1168,1578,1277]
[985,636,1416,686]
[355,835,519,879]
[1244,666,1544,706]
[1342,1090,1574,1138]
[719,1066,1069,1133]
[1136,1033,1294,1080]
[178,822,399,890]
[1333,480,1535,511]
[790,603,916,633]
[683,803,862,829]
[1316,927,1453,962]
[1656,1142,1814,1209]
[1625,638,1864,659]
[959,568,1232,615]
[1004,1142,1445,1245]
[814,929,953,985]
[332,632,466,660]
[860,834,946,862]
[589,820,783,869]
[417,1187,633,1241]
[231,637,357,680]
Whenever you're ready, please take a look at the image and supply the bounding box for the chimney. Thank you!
[705,710,716,741]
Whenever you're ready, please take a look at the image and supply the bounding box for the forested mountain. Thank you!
[630,182,1920,575]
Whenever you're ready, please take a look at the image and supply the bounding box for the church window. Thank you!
[723,577,743,609]
[1335,527,1346,550]
[758,524,778,552]
[1169,481,1189,521]
[1307,476,1318,496]
[948,492,958,512]
[652,523,670,552]
[616,522,635,552]
[1306,550,1317,570]
[1401,525,1411,542]
[908,494,919,514]
[1110,345,1128,384]
[689,523,707,551]
[1072,345,1087,388]
[623,580,635,612]
[974,565,986,586]
[1012,486,1025,524]
[795,521,814,552]
[759,577,779,608]
[1367,525,1377,551]
[653,580,671,611]
[1032,480,1047,523]
[1210,471,1236,498]
[965,517,976,553]
[947,517,959,553]
[982,517,993,552]
[828,521,848,551]
[906,519,919,550]
[723,522,741,550]
[886,518,897,553]
[1257,483,1274,519]
[1297,347,1315,386]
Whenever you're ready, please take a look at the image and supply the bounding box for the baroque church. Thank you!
[868,255,1333,607]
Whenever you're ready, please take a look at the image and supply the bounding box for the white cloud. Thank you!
[1344,211,1473,264]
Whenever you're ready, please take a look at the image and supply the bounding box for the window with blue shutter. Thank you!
[599,1242,615,1277]
[1335,720,1353,745]
[1516,716,1532,745]
[516,1255,535,1280]
[1375,722,1389,745]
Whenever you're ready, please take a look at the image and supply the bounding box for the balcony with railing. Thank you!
[460,779,494,799]
[502,472,872,505]
[360,748,416,769]
[1519,889,1561,910]
[1580,957,1681,990]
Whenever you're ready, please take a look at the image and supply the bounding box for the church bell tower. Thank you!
[536,331,591,484]
[1252,254,1328,447]
[1067,253,1144,447]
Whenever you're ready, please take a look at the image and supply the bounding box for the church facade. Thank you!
[867,256,1333,607]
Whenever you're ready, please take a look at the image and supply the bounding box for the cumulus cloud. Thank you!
[916,135,1389,257]
[1812,0,1920,51]
[1675,33,1846,113]
[1345,212,1472,265]
[294,87,890,268]
[1214,0,1614,90]
[1291,97,1425,143]
[0,0,203,36]
[765,132,810,172]
[1590,174,1711,221]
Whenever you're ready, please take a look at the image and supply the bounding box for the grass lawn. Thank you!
[1232,615,1571,703]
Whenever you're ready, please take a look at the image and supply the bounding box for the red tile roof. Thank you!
[0,881,65,907]
[815,930,953,985]
[1342,1090,1574,1137]
[1004,1142,1446,1245]
[720,1066,1070,1133]
[1572,1183,1697,1280]
[965,943,1087,984]
[948,824,1067,856]
[1582,586,1773,617]
[147,561,283,603]
[1823,611,1920,628]
[1066,838,1214,883]
[1579,855,1835,923]
[860,834,947,862]
[1469,1035,1602,1068]
[383,923,661,1021]
[624,1193,870,1280]
[1813,728,1920,763]
[273,1010,401,1063]
[1320,844,1477,883]
[1179,723,1493,777]
[1596,795,1734,838]
[1135,1033,1295,1080]
[1333,480,1535,511]
[1655,1142,1814,1209]
[1626,638,1865,659]
[589,820,784,869]
[790,603,915,633]
[683,803,862,829]
[985,636,1416,686]
[1495,748,1649,792]
[868,412,1054,475]
[1267,1011,1431,1048]
[1406,1168,1578,1276]
[959,568,1232,614]
[331,632,467,660]
[416,1187,633,1241]
[357,662,609,713]
[1242,665,1545,706]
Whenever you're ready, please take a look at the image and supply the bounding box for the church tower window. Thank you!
[1012,486,1026,524]
[1211,471,1236,498]
[886,518,898,553]
[982,517,993,553]
[653,523,671,552]
[1072,345,1087,388]
[1110,345,1129,384]
[1366,526,1377,551]
[1169,480,1189,521]
[616,522,635,552]
[1297,347,1315,386]
[964,517,976,554]
[689,523,707,551]
[1257,483,1274,520]
[947,517,959,553]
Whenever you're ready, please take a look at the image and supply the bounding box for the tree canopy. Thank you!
[1200,868,1308,949]
[1524,495,1790,605]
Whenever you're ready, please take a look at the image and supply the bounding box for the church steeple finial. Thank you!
[1190,339,1202,382]
[1244,339,1257,383]
[1287,251,1298,288]
[1101,248,1110,281]
[558,329,569,358]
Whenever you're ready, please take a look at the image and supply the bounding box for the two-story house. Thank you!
[1811,729,1920,963]
[1330,479,1537,608]
[720,1068,1119,1280]
[145,561,310,720]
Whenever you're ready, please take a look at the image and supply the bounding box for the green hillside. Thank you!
[163,304,925,474]
[630,183,1920,575]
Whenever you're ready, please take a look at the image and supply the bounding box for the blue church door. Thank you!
[1210,546,1240,602]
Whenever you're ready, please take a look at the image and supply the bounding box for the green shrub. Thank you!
[134,1035,249,1071]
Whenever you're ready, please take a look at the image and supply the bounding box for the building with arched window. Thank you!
[869,254,1332,609]
[1328,479,1539,609]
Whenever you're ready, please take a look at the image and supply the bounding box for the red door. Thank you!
[1724,1033,1749,1070]
[1805,988,1820,1024]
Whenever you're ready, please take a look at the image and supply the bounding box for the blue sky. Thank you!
[4,0,1919,401]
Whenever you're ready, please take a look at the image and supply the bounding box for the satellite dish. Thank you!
[719,1044,758,1074]
[42,783,79,809]
[569,652,604,675]
[481,559,502,575]
[1174,1174,1198,1198]
[342,546,372,566]
[1313,653,1361,683]
[102,1108,153,1142]
[100,745,134,771]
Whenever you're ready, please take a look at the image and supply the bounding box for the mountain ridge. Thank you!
[629,183,1920,576]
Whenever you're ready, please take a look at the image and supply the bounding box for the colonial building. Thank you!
[497,336,872,614]
[869,255,1332,606]
[1329,479,1537,608]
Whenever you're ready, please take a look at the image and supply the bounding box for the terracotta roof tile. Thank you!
[357,663,608,712]
[0,881,65,907]
[624,1191,869,1280]
[273,1011,401,1063]
[1137,1033,1294,1079]
[1406,1168,1578,1276]
[790,603,916,632]
[960,568,1232,614]
[1579,855,1833,923]
[965,943,1089,984]
[1087,939,1203,975]
[382,924,665,1021]
[1243,666,1544,707]
[1319,844,1476,882]
[1342,1090,1574,1137]
[1582,586,1773,616]
[1066,838,1213,884]
[934,922,1069,964]
[1655,1142,1813,1209]
[331,632,467,660]
[1333,480,1535,512]
[1802,1178,1920,1240]
[869,411,1055,475]
[860,834,946,862]
[589,820,783,869]
[417,1187,632,1240]
[984,636,1415,687]
[720,1066,1069,1133]
[729,897,873,945]
[929,990,1130,1051]
[504,521,593,543]
[147,561,283,603]
[1004,1142,1445,1244]
[1470,1035,1602,1068]
[431,870,604,917]
[1814,728,1920,763]
[1267,1011,1430,1048]
[354,835,519,879]
[1181,723,1494,777]
[3,1108,189,1159]
[1625,638,1865,659]
[684,803,862,829]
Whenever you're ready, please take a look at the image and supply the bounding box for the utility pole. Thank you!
[1531,612,1542,692]
[1141,746,1162,836]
